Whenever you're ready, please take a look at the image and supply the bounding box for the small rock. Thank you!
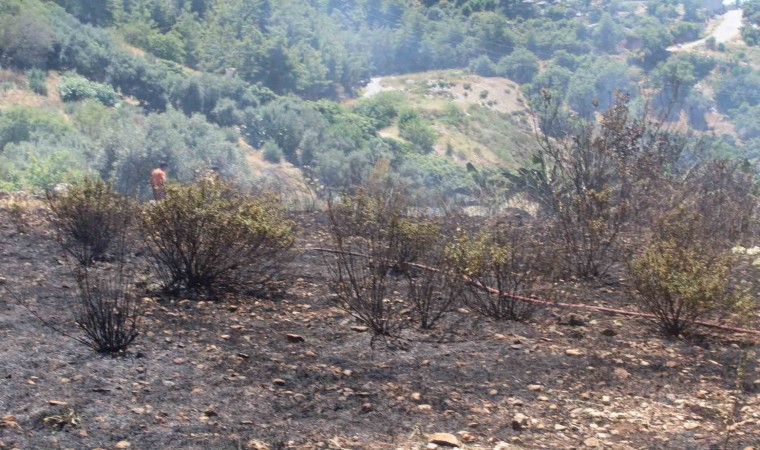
[665,361,678,368]
[568,314,585,326]
[511,413,528,431]
[350,326,369,332]
[527,384,543,391]
[458,431,476,443]
[601,329,617,337]
[48,400,68,406]
[566,348,584,356]
[554,424,567,431]
[286,334,305,343]
[583,437,599,447]
[613,368,630,379]
[273,379,286,386]
[361,402,373,412]
[411,392,422,401]
[696,390,708,399]
[115,442,131,449]
[418,404,433,411]
[493,442,522,450]
[684,421,700,430]
[247,441,270,450]
[428,433,460,447]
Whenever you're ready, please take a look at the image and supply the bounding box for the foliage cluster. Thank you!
[629,207,750,337]
[40,177,297,353]
[57,73,117,106]
[141,181,295,291]
[46,178,135,266]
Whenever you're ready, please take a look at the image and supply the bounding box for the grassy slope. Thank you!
[358,70,536,172]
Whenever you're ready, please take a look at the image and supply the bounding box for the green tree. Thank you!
[0,11,53,69]
[496,48,539,84]
[594,13,622,53]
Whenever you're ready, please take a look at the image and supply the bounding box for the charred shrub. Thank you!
[447,219,544,321]
[325,187,448,336]
[46,178,135,266]
[521,93,688,278]
[141,182,294,292]
[404,248,465,329]
[325,188,413,336]
[73,264,142,353]
[629,207,750,337]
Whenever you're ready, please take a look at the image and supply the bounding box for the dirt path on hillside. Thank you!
[362,77,384,98]
[668,9,744,52]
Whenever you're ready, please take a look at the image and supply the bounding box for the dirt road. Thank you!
[669,9,744,52]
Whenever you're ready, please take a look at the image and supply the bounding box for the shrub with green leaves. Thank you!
[262,140,284,163]
[0,106,71,150]
[445,219,544,321]
[141,182,294,292]
[629,208,749,337]
[57,74,117,106]
[352,92,404,130]
[46,178,136,266]
[26,68,47,95]
[398,110,436,153]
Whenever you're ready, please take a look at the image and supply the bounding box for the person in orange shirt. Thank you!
[151,163,168,201]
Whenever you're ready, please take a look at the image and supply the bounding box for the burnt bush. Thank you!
[520,93,689,278]
[325,185,456,335]
[404,250,465,329]
[46,178,135,266]
[141,182,294,292]
[73,264,142,353]
[446,218,545,321]
[325,188,415,337]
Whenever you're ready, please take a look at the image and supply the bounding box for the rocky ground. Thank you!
[0,206,758,450]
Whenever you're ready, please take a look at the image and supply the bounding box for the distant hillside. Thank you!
[1,0,759,203]
[356,71,534,170]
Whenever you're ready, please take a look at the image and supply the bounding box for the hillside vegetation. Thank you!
[0,0,758,204]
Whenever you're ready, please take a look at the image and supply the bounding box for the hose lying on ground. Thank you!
[309,247,760,337]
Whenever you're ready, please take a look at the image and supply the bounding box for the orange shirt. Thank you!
[151,168,166,187]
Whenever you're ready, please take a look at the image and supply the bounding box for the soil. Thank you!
[0,206,758,450]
